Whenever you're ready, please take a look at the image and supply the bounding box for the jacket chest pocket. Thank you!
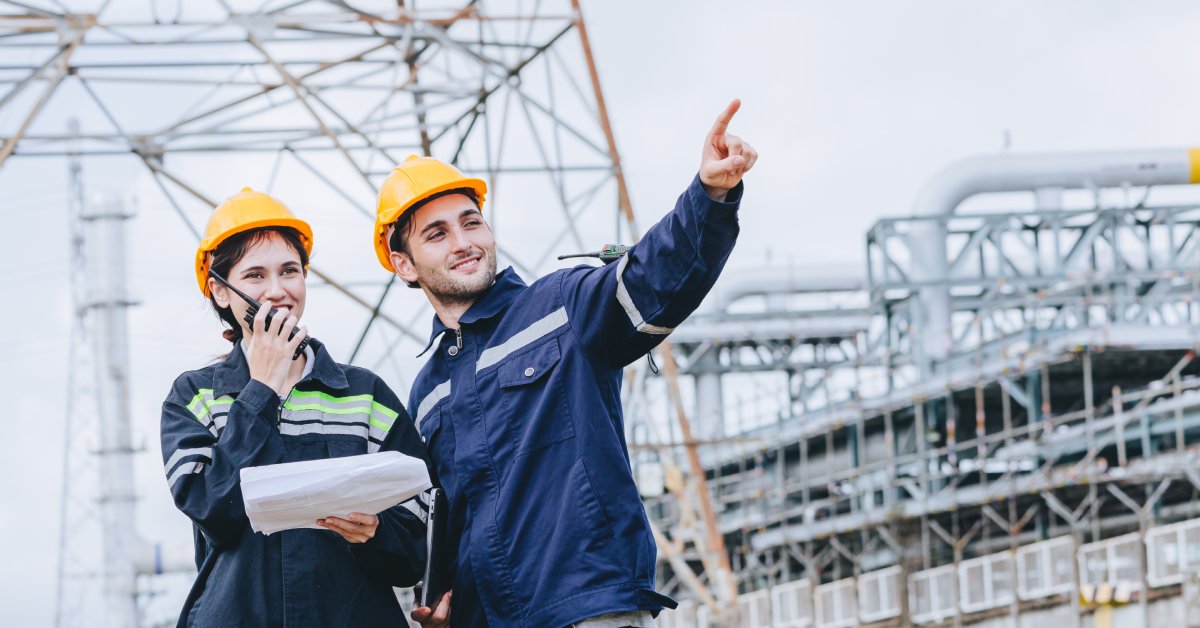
[495,337,574,455]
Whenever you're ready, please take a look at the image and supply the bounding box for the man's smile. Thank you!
[449,254,482,272]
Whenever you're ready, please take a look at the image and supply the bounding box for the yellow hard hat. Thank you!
[373,155,487,272]
[195,187,313,296]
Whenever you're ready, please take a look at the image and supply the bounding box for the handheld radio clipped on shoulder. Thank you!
[208,270,312,360]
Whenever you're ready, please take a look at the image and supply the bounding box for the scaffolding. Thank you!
[646,184,1200,625]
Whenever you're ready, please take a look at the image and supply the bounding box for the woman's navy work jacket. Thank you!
[409,175,742,627]
[160,339,428,627]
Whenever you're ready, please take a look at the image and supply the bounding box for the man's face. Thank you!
[390,193,497,305]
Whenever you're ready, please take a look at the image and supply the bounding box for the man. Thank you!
[373,100,756,627]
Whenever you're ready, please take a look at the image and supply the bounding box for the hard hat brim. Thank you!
[196,217,314,297]
[373,178,487,273]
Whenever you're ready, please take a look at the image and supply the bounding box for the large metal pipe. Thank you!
[84,194,139,628]
[706,264,864,312]
[910,148,1200,373]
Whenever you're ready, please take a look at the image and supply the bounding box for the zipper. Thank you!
[278,390,292,429]
[276,363,309,429]
[448,328,463,356]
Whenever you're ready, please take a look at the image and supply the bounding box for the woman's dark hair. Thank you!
[207,226,310,343]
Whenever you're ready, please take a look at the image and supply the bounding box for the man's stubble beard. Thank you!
[420,249,498,307]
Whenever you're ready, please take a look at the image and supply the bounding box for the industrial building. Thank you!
[645,150,1200,626]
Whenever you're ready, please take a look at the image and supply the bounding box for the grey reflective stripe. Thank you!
[415,380,451,430]
[614,254,674,335]
[368,404,397,452]
[476,307,569,371]
[367,422,387,452]
[401,498,427,524]
[187,389,234,422]
[167,461,205,490]
[163,447,213,476]
[280,408,368,426]
[278,422,369,438]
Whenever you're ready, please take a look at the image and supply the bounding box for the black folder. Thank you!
[419,488,451,608]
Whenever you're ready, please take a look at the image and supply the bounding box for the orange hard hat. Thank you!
[373,155,488,272]
[195,187,313,296]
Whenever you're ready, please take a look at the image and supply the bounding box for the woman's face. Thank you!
[209,231,307,337]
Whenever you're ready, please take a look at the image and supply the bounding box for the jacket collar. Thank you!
[213,337,349,397]
[417,267,527,356]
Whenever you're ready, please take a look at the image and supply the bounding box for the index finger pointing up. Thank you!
[709,98,742,139]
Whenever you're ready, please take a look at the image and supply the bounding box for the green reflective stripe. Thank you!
[186,389,233,425]
[186,389,212,415]
[187,389,215,421]
[288,390,373,405]
[282,401,371,415]
[371,401,398,420]
[369,402,398,437]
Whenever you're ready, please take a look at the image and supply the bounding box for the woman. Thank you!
[160,187,427,627]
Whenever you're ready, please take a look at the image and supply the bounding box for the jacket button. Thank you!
[524,367,535,377]
[448,346,459,356]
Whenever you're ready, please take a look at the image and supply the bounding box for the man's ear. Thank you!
[391,250,419,286]
[208,278,231,307]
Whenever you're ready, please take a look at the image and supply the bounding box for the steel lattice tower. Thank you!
[0,1,735,625]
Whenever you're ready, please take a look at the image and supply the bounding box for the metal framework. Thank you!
[641,191,1200,625]
[0,1,740,625]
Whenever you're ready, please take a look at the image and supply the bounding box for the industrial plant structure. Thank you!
[647,150,1200,627]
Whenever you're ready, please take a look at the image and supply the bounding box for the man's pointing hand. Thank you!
[699,98,758,200]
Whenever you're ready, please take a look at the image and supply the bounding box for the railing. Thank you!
[672,524,1139,621]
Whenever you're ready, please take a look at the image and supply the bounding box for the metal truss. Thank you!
[0,0,640,361]
[4,1,681,625]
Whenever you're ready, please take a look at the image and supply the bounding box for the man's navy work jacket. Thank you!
[408,175,742,627]
[160,339,428,627]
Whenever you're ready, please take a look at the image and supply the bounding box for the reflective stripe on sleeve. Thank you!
[614,254,675,335]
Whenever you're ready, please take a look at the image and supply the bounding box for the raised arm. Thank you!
[562,99,757,367]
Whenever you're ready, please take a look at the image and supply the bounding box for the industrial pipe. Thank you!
[910,148,1200,374]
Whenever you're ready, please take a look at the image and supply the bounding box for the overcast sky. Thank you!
[5,1,1200,625]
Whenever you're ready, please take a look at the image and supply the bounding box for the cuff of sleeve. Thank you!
[238,379,281,416]
[688,174,743,217]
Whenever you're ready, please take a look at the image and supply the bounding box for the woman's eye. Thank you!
[282,267,299,275]
[244,272,263,280]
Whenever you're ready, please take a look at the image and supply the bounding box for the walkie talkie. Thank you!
[208,270,312,360]
[557,244,630,264]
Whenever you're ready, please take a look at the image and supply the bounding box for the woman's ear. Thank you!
[208,278,230,308]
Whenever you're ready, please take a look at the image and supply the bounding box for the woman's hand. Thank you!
[245,300,307,396]
[317,512,379,544]
[411,591,451,628]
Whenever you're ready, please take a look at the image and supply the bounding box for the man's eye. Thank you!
[428,231,445,241]
[465,219,481,227]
